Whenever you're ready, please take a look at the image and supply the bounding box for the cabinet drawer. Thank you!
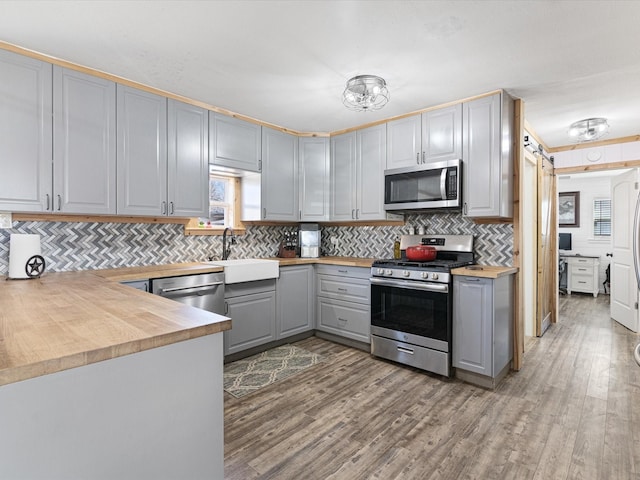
[316,275,370,304]
[316,297,370,343]
[570,274,594,291]
[568,257,597,267]
[315,265,371,279]
[570,265,592,275]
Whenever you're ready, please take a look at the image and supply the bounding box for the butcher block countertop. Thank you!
[451,265,519,279]
[94,262,224,282]
[269,256,376,268]
[0,270,231,387]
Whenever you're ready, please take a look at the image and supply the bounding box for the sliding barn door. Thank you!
[537,155,557,336]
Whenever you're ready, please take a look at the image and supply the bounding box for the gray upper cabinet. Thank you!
[167,100,209,217]
[356,124,387,220]
[386,105,462,170]
[53,67,116,214]
[331,124,387,221]
[299,136,329,222]
[386,114,421,169]
[462,92,513,219]
[261,127,299,221]
[0,50,52,212]
[210,113,261,172]
[330,131,357,221]
[422,104,462,163]
[116,85,168,216]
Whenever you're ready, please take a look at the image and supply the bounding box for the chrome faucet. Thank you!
[222,227,236,260]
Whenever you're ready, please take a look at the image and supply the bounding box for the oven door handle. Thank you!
[370,277,449,293]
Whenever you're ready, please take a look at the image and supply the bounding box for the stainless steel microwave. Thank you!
[384,159,461,211]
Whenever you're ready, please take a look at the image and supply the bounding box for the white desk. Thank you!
[561,255,600,298]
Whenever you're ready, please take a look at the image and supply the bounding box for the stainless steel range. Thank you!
[370,234,474,377]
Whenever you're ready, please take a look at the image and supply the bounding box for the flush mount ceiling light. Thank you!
[568,117,609,142]
[342,75,389,112]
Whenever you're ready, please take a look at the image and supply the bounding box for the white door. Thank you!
[610,169,639,332]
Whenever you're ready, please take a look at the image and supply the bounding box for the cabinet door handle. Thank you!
[351,209,355,219]
[161,201,167,215]
[169,202,174,215]
[337,269,348,273]
[337,287,348,292]
[356,209,360,219]
[463,203,468,215]
[422,151,426,164]
[224,301,229,315]
[57,194,62,211]
[263,208,267,219]
[337,317,347,322]
[416,152,420,164]
[45,194,50,211]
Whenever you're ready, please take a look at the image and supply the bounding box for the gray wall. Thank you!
[0,212,513,275]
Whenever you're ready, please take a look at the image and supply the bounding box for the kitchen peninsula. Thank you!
[0,268,230,480]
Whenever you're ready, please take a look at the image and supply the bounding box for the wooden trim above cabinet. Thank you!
[13,213,190,225]
[548,134,640,153]
[554,159,640,175]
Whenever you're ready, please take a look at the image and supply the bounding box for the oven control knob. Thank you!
[384,269,393,276]
[431,273,439,280]
[377,268,384,275]
[420,272,428,279]
[402,270,410,277]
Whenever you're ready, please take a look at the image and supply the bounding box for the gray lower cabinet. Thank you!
[315,265,370,344]
[54,66,117,214]
[223,280,276,355]
[120,279,150,292]
[277,265,314,338]
[0,50,52,212]
[453,274,514,387]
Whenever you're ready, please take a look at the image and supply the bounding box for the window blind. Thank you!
[593,199,611,236]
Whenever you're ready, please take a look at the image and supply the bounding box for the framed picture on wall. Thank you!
[559,191,580,227]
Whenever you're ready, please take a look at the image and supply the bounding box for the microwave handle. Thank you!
[440,168,447,200]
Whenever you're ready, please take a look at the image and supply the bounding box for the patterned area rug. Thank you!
[224,345,324,398]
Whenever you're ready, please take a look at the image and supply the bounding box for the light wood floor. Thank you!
[224,294,640,479]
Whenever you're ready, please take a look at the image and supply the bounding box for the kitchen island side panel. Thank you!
[0,333,224,480]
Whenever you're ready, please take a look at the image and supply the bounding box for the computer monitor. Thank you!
[559,232,572,251]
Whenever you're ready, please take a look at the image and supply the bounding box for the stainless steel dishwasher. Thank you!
[151,272,225,315]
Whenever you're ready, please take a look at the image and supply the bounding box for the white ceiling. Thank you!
[2,0,640,149]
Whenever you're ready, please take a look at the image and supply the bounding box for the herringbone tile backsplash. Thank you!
[0,213,512,275]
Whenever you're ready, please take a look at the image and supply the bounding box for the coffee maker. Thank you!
[299,223,321,258]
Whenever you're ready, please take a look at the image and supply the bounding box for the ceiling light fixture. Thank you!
[568,117,609,142]
[342,75,389,112]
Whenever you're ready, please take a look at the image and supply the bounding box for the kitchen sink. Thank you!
[205,259,279,284]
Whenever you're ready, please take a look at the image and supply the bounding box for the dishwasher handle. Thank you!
[157,281,223,294]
